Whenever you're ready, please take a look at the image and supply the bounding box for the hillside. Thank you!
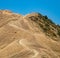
[0,10,60,58]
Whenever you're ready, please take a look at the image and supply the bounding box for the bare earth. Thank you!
[0,10,60,58]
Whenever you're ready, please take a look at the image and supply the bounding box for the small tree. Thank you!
[44,15,48,19]
[57,30,60,36]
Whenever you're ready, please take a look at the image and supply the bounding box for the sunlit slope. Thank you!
[0,10,60,58]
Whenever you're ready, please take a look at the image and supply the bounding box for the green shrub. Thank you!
[57,30,60,36]
[43,15,48,19]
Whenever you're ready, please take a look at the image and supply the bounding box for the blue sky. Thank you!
[0,0,60,24]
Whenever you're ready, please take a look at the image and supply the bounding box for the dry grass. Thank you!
[0,10,60,58]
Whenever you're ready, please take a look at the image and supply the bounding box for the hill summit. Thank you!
[0,10,60,58]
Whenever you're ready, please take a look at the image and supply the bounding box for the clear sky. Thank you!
[0,0,60,24]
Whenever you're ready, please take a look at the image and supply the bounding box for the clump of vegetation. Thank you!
[42,15,55,25]
[29,16,38,21]
[57,30,60,36]
[43,15,48,19]
[29,13,60,38]
[57,24,60,28]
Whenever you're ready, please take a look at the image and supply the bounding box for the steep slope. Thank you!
[0,10,60,58]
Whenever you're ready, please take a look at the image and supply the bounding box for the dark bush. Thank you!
[29,16,38,21]
[57,30,60,36]
[57,24,60,28]
[43,15,48,19]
